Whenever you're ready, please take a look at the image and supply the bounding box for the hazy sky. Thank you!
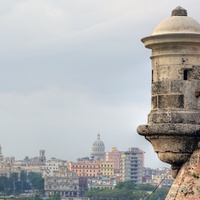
[0,0,199,168]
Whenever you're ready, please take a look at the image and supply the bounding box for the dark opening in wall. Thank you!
[184,69,188,80]
[152,70,154,83]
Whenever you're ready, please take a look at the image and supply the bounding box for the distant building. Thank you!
[87,176,116,190]
[44,163,79,197]
[12,150,47,175]
[42,157,67,177]
[143,167,173,187]
[0,162,11,177]
[0,146,41,177]
[90,134,105,161]
[100,161,114,177]
[5,157,15,164]
[68,159,101,177]
[120,148,144,184]
[39,150,46,163]
[76,157,91,162]
[0,145,4,162]
[0,145,15,177]
[143,167,156,183]
[106,147,122,173]
[11,165,42,174]
[152,169,173,187]
[21,150,46,166]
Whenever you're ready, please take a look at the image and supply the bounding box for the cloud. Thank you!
[0,87,158,166]
[0,0,197,169]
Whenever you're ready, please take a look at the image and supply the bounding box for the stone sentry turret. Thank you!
[137,6,200,178]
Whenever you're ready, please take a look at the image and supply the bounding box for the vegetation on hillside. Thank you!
[0,172,169,200]
[0,171,44,195]
[84,181,169,200]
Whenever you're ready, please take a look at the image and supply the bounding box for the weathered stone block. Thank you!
[152,81,169,94]
[171,80,185,93]
[158,94,184,108]
[189,66,200,80]
[148,112,200,124]
[151,96,157,109]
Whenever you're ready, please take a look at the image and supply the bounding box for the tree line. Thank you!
[0,171,44,195]
[0,172,169,200]
[84,181,169,200]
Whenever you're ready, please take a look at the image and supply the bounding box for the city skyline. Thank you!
[0,1,198,168]
[0,134,167,170]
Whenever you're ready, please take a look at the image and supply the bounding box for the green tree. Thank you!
[27,172,44,192]
[8,172,19,195]
[0,176,8,193]
[136,183,155,191]
[115,180,136,190]
[50,193,61,200]
[148,187,169,200]
[131,190,149,200]
[84,181,170,200]
[0,172,45,196]
[20,170,27,192]
[32,193,43,200]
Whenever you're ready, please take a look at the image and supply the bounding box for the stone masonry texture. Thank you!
[166,148,200,199]
[137,6,200,199]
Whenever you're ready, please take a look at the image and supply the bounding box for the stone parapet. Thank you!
[137,6,200,180]
[166,148,200,199]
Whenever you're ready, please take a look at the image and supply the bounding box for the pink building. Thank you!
[106,147,122,173]
[68,159,101,177]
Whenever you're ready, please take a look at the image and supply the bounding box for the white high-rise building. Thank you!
[120,148,144,184]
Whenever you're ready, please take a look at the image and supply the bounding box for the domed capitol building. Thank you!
[90,134,105,160]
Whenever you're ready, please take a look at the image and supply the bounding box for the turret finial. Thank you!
[172,6,187,16]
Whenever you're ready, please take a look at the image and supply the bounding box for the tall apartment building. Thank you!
[120,148,144,184]
[106,147,122,173]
